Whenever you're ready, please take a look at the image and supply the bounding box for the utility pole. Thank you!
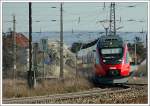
[28,2,34,88]
[75,49,78,78]
[43,50,45,79]
[109,3,116,36]
[60,3,64,81]
[146,33,147,73]
[13,14,16,96]
[33,43,38,87]
[105,27,108,36]
[134,38,137,66]
[113,3,116,36]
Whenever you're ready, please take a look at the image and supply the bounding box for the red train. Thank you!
[93,35,131,84]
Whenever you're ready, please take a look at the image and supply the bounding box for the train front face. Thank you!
[94,36,130,84]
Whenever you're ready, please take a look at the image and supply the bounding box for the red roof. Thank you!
[3,32,29,48]
[15,33,29,48]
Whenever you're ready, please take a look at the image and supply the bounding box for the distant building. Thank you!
[15,33,29,48]
[3,32,29,66]
[3,32,29,48]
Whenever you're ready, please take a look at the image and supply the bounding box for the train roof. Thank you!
[97,35,124,48]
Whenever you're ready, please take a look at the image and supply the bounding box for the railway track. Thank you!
[3,87,130,104]
[3,84,147,104]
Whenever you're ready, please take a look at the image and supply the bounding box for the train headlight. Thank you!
[109,67,116,69]
[118,59,122,62]
[103,60,106,62]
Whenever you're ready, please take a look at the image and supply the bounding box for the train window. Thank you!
[100,48,123,64]
[101,48,122,55]
[105,39,117,42]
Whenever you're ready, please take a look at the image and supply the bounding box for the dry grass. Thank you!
[133,64,147,77]
[129,64,147,84]
[2,77,93,98]
[137,64,147,77]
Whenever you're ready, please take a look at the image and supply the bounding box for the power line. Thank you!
[3,3,144,8]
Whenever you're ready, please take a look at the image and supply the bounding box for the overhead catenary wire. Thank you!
[3,3,146,25]
[3,2,145,17]
[3,2,144,8]
[2,2,145,16]
[2,2,147,33]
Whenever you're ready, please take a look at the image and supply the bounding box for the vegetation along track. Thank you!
[3,83,147,104]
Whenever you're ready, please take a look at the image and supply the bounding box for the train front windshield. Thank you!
[100,48,123,64]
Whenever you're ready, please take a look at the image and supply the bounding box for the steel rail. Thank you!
[3,87,131,104]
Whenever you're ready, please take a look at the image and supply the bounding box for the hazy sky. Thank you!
[2,2,148,32]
